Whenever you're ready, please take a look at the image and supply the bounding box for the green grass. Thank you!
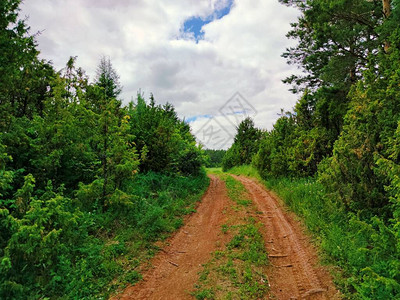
[192,175,269,300]
[99,172,210,297]
[228,165,262,181]
[225,175,252,207]
[226,165,400,299]
[206,167,224,175]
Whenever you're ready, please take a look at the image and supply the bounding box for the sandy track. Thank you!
[113,175,231,300]
[233,175,339,300]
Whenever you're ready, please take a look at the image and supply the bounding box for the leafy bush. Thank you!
[0,171,209,299]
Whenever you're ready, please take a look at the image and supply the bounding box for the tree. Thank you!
[253,112,296,177]
[204,149,226,167]
[88,57,138,207]
[127,94,204,175]
[222,117,261,171]
[0,0,54,121]
[280,0,383,93]
[94,56,122,99]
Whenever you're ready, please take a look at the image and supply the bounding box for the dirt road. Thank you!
[113,174,339,299]
[113,175,231,300]
[233,175,339,300]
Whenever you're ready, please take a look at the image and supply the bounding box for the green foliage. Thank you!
[0,177,106,299]
[0,171,209,299]
[253,111,298,177]
[204,149,226,168]
[251,0,400,182]
[95,56,122,99]
[221,143,241,172]
[316,4,400,215]
[0,142,14,200]
[238,165,400,299]
[0,2,209,298]
[222,2,400,299]
[252,86,350,179]
[252,0,400,208]
[222,117,261,171]
[280,0,382,93]
[0,0,54,121]
[127,94,204,175]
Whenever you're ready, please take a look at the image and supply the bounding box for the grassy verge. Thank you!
[228,165,262,181]
[206,167,224,175]
[227,165,400,299]
[192,175,269,300]
[99,171,210,297]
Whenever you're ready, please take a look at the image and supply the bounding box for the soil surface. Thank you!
[113,174,339,300]
[112,175,231,300]
[233,175,340,300]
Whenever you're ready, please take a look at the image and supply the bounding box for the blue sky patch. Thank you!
[182,0,234,42]
[215,0,234,19]
[186,114,213,123]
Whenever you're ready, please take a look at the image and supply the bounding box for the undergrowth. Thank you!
[102,171,210,297]
[0,171,209,299]
[228,165,400,299]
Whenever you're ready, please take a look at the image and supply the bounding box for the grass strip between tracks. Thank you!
[192,174,270,300]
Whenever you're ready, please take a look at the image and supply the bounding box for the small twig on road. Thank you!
[167,260,179,267]
[268,254,288,258]
[272,264,293,268]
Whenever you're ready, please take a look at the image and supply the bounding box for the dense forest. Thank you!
[204,149,226,168]
[0,1,208,298]
[224,0,400,298]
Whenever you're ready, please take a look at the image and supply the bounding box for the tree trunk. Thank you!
[102,119,108,210]
[383,0,391,52]
[383,0,391,18]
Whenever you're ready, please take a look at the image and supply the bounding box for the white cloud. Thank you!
[21,0,300,149]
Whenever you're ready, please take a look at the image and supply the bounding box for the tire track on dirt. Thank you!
[233,175,340,300]
[112,175,231,300]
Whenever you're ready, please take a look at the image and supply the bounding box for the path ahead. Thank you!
[113,175,231,300]
[113,175,339,300]
[233,175,339,300]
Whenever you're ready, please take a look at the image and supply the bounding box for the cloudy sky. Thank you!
[21,0,300,149]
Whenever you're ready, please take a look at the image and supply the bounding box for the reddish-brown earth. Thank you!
[113,174,339,300]
[233,175,340,300]
[112,175,231,300]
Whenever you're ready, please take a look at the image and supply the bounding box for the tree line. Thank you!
[0,1,205,298]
